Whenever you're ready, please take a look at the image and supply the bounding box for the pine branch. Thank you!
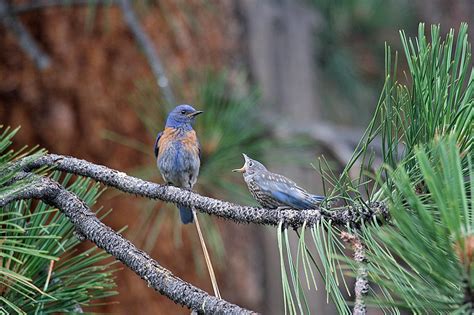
[21,154,390,229]
[341,232,369,315]
[0,172,255,315]
[193,210,221,298]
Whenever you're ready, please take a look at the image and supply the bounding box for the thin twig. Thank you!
[0,173,255,315]
[118,0,175,105]
[193,209,221,298]
[341,231,369,315]
[0,0,51,69]
[21,154,390,229]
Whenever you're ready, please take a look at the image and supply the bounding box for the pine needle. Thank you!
[192,209,221,298]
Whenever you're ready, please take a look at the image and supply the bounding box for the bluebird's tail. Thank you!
[178,205,194,224]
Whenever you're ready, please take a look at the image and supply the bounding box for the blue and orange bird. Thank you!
[154,104,203,224]
[233,154,324,210]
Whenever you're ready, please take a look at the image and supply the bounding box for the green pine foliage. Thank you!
[0,127,117,314]
[331,23,472,203]
[364,137,472,313]
[278,23,473,314]
[359,24,473,312]
[380,23,472,187]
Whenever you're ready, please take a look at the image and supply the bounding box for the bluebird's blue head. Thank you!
[165,104,203,129]
[232,154,267,178]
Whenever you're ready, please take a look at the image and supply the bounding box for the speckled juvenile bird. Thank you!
[154,104,203,224]
[233,154,324,209]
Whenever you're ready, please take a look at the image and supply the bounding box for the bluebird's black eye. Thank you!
[248,161,253,167]
[181,110,186,114]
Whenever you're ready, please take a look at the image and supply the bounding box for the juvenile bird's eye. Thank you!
[181,110,186,114]
[248,161,254,167]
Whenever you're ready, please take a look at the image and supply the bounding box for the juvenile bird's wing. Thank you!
[154,131,163,158]
[255,172,324,209]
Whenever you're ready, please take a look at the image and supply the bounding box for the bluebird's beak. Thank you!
[232,153,248,173]
[187,110,203,118]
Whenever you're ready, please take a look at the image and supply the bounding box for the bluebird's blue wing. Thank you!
[154,131,163,158]
[256,172,324,209]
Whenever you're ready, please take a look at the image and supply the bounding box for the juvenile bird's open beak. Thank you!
[188,110,203,117]
[232,166,245,173]
[232,153,248,173]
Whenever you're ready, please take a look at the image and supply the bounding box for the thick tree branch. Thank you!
[22,154,389,229]
[0,173,255,315]
[341,232,369,315]
[0,0,51,69]
[0,173,52,205]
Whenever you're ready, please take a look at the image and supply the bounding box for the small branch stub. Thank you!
[341,231,369,315]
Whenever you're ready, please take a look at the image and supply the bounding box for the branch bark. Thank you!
[22,154,390,229]
[341,232,369,315]
[0,173,255,315]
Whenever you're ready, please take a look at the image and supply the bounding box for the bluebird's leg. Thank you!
[178,205,194,224]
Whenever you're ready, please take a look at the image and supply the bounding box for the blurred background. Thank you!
[0,0,472,313]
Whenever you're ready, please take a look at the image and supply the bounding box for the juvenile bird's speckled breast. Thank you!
[246,178,282,209]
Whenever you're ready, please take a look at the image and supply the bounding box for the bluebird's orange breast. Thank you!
[157,127,199,160]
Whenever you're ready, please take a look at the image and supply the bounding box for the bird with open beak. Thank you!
[233,154,324,210]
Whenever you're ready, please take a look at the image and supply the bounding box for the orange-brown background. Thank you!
[1,1,263,314]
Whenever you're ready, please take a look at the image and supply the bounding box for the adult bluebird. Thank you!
[233,154,324,209]
[154,104,203,224]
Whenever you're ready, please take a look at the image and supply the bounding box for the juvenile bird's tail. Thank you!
[178,205,194,224]
[309,194,325,205]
